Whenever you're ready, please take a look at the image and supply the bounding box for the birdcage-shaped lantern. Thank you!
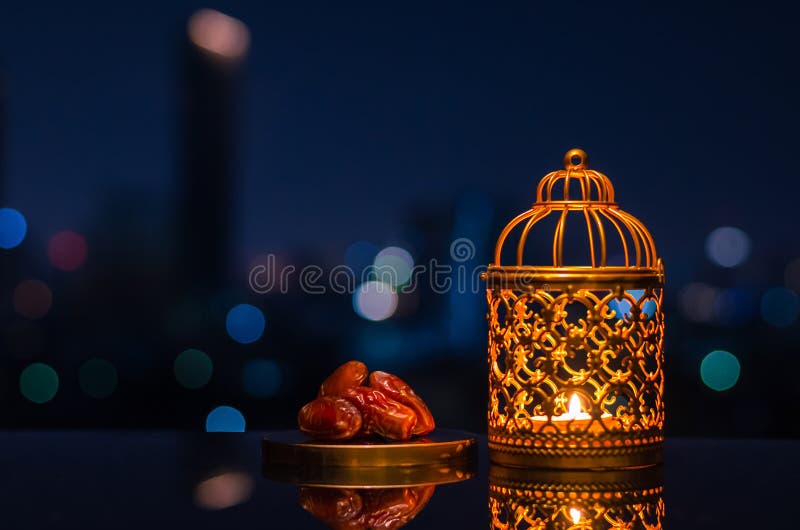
[485,149,665,469]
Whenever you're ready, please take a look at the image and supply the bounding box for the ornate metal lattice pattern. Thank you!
[489,488,665,530]
[487,287,664,465]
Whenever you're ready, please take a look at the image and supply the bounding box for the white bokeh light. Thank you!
[705,226,751,268]
[373,246,414,286]
[353,281,398,321]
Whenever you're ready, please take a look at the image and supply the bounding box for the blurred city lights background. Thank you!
[0,3,798,439]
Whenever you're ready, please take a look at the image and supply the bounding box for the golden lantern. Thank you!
[484,148,665,469]
[489,465,664,529]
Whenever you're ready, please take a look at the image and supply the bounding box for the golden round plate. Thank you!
[262,429,477,487]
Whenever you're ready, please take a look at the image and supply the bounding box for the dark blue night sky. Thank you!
[2,2,797,277]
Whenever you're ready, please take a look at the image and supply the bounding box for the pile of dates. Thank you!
[298,361,435,441]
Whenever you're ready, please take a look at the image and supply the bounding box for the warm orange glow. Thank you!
[188,9,250,59]
[569,507,581,524]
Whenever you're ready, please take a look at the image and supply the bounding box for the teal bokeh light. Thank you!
[241,358,282,397]
[760,287,799,328]
[20,362,59,403]
[700,350,741,391]
[79,358,118,398]
[174,349,213,389]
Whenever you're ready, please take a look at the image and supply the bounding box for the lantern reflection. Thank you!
[489,464,664,529]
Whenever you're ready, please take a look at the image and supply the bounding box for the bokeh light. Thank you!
[353,325,405,369]
[13,279,53,319]
[705,226,750,268]
[79,358,118,399]
[679,282,719,323]
[373,246,414,286]
[785,258,800,292]
[760,287,800,327]
[713,288,756,325]
[20,363,59,403]
[194,471,254,510]
[345,241,378,279]
[353,281,398,321]
[188,9,250,59]
[700,350,741,391]
[225,304,265,344]
[47,230,88,271]
[241,358,282,398]
[174,349,213,389]
[0,208,27,249]
[206,405,246,432]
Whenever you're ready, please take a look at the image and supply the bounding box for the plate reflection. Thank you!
[489,465,664,529]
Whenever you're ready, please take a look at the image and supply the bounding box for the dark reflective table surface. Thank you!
[1,432,797,528]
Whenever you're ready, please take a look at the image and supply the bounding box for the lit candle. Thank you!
[532,394,616,433]
[569,507,581,525]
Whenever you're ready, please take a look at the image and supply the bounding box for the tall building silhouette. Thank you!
[177,10,249,291]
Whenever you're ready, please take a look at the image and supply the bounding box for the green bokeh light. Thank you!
[373,247,414,287]
[174,349,213,389]
[20,362,59,403]
[700,350,741,391]
[79,358,118,399]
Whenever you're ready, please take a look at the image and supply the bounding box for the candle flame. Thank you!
[568,394,582,419]
[569,507,581,524]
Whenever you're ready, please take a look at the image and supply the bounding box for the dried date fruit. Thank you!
[319,361,369,397]
[298,396,363,441]
[368,371,435,435]
[365,486,436,530]
[341,387,417,441]
[299,487,363,525]
[299,486,435,530]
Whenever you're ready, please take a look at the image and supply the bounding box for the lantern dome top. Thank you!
[489,149,663,288]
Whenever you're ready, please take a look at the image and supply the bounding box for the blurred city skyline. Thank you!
[1,2,799,436]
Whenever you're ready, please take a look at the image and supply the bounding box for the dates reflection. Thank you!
[489,465,664,529]
[300,485,435,529]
